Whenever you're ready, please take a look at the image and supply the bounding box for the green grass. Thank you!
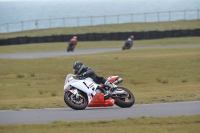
[0,41,200,110]
[0,37,200,54]
[0,115,200,133]
[0,20,199,39]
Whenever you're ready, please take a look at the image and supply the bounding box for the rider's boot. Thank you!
[104,80,117,96]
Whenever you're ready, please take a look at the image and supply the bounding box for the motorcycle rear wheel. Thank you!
[64,92,88,110]
[114,87,135,108]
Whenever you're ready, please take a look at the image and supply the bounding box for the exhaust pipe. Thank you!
[113,78,123,85]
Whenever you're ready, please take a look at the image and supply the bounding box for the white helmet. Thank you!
[73,36,77,39]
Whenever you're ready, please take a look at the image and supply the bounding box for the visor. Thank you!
[73,68,79,74]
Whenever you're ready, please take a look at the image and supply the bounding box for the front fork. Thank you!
[69,89,80,99]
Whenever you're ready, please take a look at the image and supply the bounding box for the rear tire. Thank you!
[64,91,88,110]
[114,87,135,108]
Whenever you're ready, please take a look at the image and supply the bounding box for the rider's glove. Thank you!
[81,72,87,77]
[77,72,87,80]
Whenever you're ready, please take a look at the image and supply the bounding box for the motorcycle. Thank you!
[67,43,76,52]
[63,74,135,110]
[122,44,133,50]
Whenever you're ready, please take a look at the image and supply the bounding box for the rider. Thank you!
[124,35,134,48]
[69,36,78,48]
[72,61,116,95]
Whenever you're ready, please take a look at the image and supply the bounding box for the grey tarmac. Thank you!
[0,44,200,59]
[0,101,200,125]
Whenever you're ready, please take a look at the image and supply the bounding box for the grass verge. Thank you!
[0,115,200,133]
[0,43,199,110]
[0,20,199,39]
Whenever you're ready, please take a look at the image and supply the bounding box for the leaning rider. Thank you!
[125,35,134,48]
[69,36,78,47]
[72,61,116,96]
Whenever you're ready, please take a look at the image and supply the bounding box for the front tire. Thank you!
[114,87,135,108]
[64,91,88,110]
[67,46,70,52]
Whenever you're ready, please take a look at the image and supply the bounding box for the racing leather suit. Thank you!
[76,67,107,84]
[69,38,77,47]
[125,39,133,48]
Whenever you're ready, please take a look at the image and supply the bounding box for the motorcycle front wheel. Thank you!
[114,87,135,108]
[64,91,88,110]
[67,46,70,52]
[67,46,73,52]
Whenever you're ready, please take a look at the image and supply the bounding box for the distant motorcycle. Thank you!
[63,74,135,110]
[122,43,133,50]
[122,37,134,50]
[67,43,76,52]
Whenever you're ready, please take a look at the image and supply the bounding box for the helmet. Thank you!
[73,36,77,39]
[130,35,134,39]
[73,61,84,75]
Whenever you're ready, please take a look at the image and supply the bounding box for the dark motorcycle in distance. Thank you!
[67,43,76,52]
[122,37,133,50]
[122,44,133,50]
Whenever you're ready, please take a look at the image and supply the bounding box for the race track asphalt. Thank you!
[0,101,200,125]
[0,44,200,59]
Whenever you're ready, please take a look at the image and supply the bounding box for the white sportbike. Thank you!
[63,74,135,110]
